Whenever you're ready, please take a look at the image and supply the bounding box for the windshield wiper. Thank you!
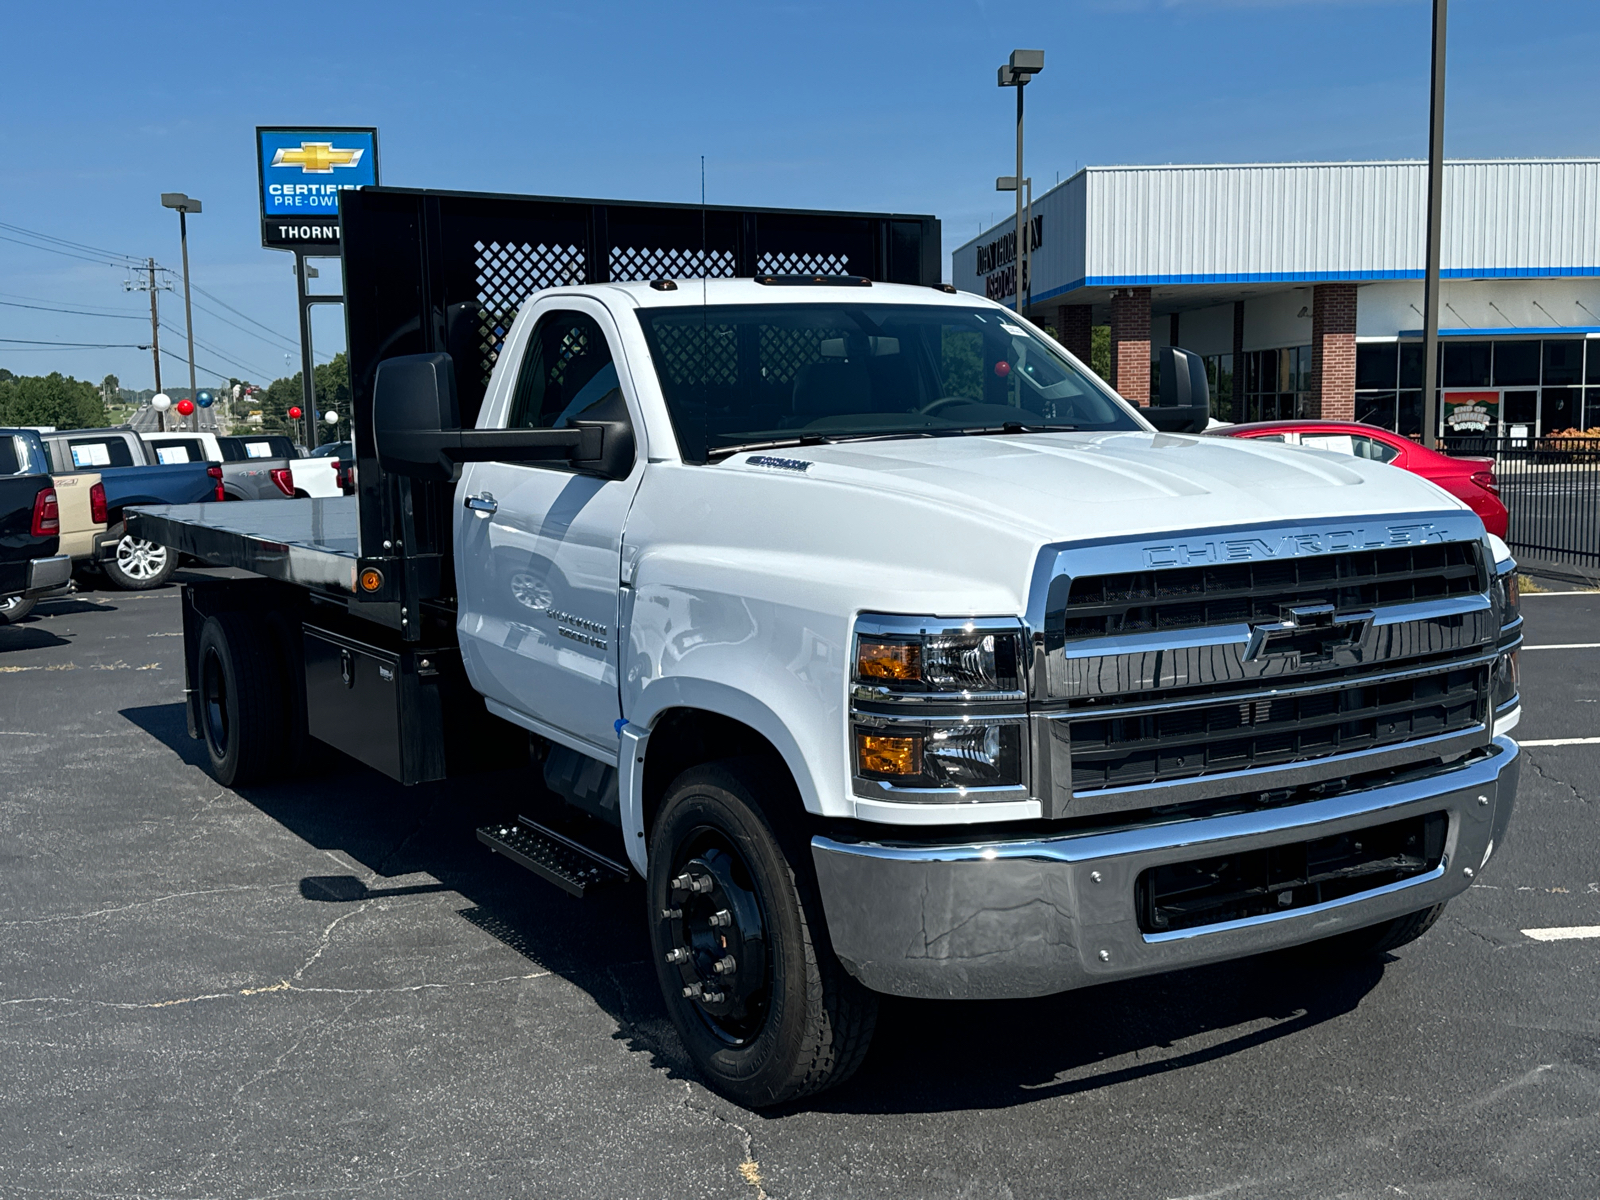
[945,422,1075,436]
[707,434,839,461]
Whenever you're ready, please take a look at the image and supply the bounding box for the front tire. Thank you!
[0,594,37,624]
[197,612,286,786]
[105,535,177,590]
[648,759,877,1108]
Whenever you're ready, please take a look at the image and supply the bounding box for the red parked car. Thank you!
[1219,421,1508,538]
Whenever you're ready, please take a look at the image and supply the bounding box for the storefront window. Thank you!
[1397,390,1423,438]
[1356,343,1397,390]
[1543,339,1583,385]
[1492,341,1540,387]
[1355,391,1397,429]
[1443,341,1492,387]
[1542,386,1581,433]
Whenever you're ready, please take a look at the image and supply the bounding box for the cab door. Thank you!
[454,300,645,756]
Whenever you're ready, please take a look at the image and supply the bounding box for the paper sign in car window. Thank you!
[1000,323,1027,336]
[245,442,273,459]
[1302,434,1356,456]
[156,446,193,464]
[71,443,113,467]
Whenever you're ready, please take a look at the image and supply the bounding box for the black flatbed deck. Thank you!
[128,498,359,593]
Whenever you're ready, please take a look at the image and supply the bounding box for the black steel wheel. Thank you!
[196,612,286,787]
[648,758,877,1108]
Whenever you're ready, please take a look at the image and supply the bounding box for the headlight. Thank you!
[1492,648,1520,711]
[854,617,1024,698]
[854,720,1026,791]
[851,615,1031,804]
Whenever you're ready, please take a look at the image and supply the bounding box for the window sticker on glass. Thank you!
[999,323,1027,336]
[244,442,273,459]
[71,443,112,467]
[156,446,192,464]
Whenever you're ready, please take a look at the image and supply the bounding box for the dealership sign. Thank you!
[257,127,379,250]
[976,216,1043,302]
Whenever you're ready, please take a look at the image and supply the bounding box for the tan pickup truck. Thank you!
[50,470,106,563]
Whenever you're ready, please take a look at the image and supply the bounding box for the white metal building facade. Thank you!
[952,160,1600,438]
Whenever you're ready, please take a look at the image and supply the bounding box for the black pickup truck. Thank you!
[0,428,71,624]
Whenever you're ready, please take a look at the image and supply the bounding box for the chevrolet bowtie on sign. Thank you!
[257,126,379,250]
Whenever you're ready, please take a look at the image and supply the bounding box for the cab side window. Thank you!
[508,312,622,430]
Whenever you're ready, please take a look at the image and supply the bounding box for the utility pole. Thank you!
[145,259,162,399]
[1420,0,1448,449]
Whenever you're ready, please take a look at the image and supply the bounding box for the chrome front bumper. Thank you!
[812,737,1520,1000]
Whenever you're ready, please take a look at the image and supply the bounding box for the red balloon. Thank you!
[993,360,1011,377]
[175,398,196,416]
[288,406,303,420]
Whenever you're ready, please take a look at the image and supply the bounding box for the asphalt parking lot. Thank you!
[2,573,1597,1200]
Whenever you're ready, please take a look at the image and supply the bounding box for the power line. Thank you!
[0,288,151,315]
[0,337,150,349]
[0,298,145,320]
[189,281,313,350]
[0,231,142,269]
[158,320,272,380]
[0,220,145,266]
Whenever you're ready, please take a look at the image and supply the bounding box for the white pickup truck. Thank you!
[130,188,1522,1109]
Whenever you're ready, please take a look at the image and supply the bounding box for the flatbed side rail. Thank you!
[127,499,358,594]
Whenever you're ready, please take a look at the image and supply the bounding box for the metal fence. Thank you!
[1448,436,1600,569]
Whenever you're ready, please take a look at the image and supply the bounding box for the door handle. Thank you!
[464,492,498,516]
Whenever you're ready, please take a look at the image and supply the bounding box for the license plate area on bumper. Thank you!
[1136,810,1447,935]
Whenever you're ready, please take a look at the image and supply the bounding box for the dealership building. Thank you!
[952,159,1600,438]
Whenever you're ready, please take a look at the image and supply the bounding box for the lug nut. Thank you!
[708,908,733,927]
[682,982,703,999]
[660,907,683,920]
[664,947,690,964]
[669,874,693,893]
[712,955,737,975]
[699,990,726,1004]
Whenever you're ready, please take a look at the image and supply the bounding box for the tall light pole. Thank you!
[161,193,202,431]
[998,49,1043,315]
[1420,0,1447,449]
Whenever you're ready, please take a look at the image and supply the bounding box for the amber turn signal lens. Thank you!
[857,641,921,682]
[857,733,922,777]
[359,568,384,593]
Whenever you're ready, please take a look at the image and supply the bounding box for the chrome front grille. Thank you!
[1025,515,1503,819]
[1052,541,1482,646]
[1066,661,1488,792]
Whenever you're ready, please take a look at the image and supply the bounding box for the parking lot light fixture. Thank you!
[997,50,1043,315]
[161,193,202,431]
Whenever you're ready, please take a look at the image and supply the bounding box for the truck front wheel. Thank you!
[648,759,877,1108]
[105,535,177,590]
[197,612,286,787]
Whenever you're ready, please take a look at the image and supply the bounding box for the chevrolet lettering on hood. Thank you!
[1142,521,1442,568]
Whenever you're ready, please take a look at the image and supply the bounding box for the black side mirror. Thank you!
[373,352,634,483]
[1147,346,1211,434]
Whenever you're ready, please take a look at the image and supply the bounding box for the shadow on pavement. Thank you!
[118,698,1389,1115]
[0,623,72,652]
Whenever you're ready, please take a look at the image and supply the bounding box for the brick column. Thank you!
[1054,304,1094,363]
[1311,283,1357,421]
[1109,287,1151,405]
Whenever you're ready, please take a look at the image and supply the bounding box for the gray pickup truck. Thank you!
[140,432,298,501]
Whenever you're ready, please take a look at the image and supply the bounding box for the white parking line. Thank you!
[1522,926,1600,942]
[1521,591,1600,597]
[1521,643,1600,650]
[1519,737,1600,747]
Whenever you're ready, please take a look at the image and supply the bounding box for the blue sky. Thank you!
[4,0,1599,393]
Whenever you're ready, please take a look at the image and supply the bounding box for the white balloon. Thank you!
[323,410,339,425]
[152,393,172,411]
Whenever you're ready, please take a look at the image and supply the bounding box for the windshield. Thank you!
[634,302,1143,462]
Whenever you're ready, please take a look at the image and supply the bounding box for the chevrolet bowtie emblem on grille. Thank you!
[270,142,365,173]
[1243,603,1374,667]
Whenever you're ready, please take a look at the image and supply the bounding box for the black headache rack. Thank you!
[340,186,942,641]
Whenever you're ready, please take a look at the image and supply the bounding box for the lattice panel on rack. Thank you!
[760,324,837,385]
[756,251,851,276]
[650,323,738,388]
[610,246,735,282]
[474,240,587,383]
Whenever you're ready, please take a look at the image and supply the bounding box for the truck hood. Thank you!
[725,431,1471,543]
